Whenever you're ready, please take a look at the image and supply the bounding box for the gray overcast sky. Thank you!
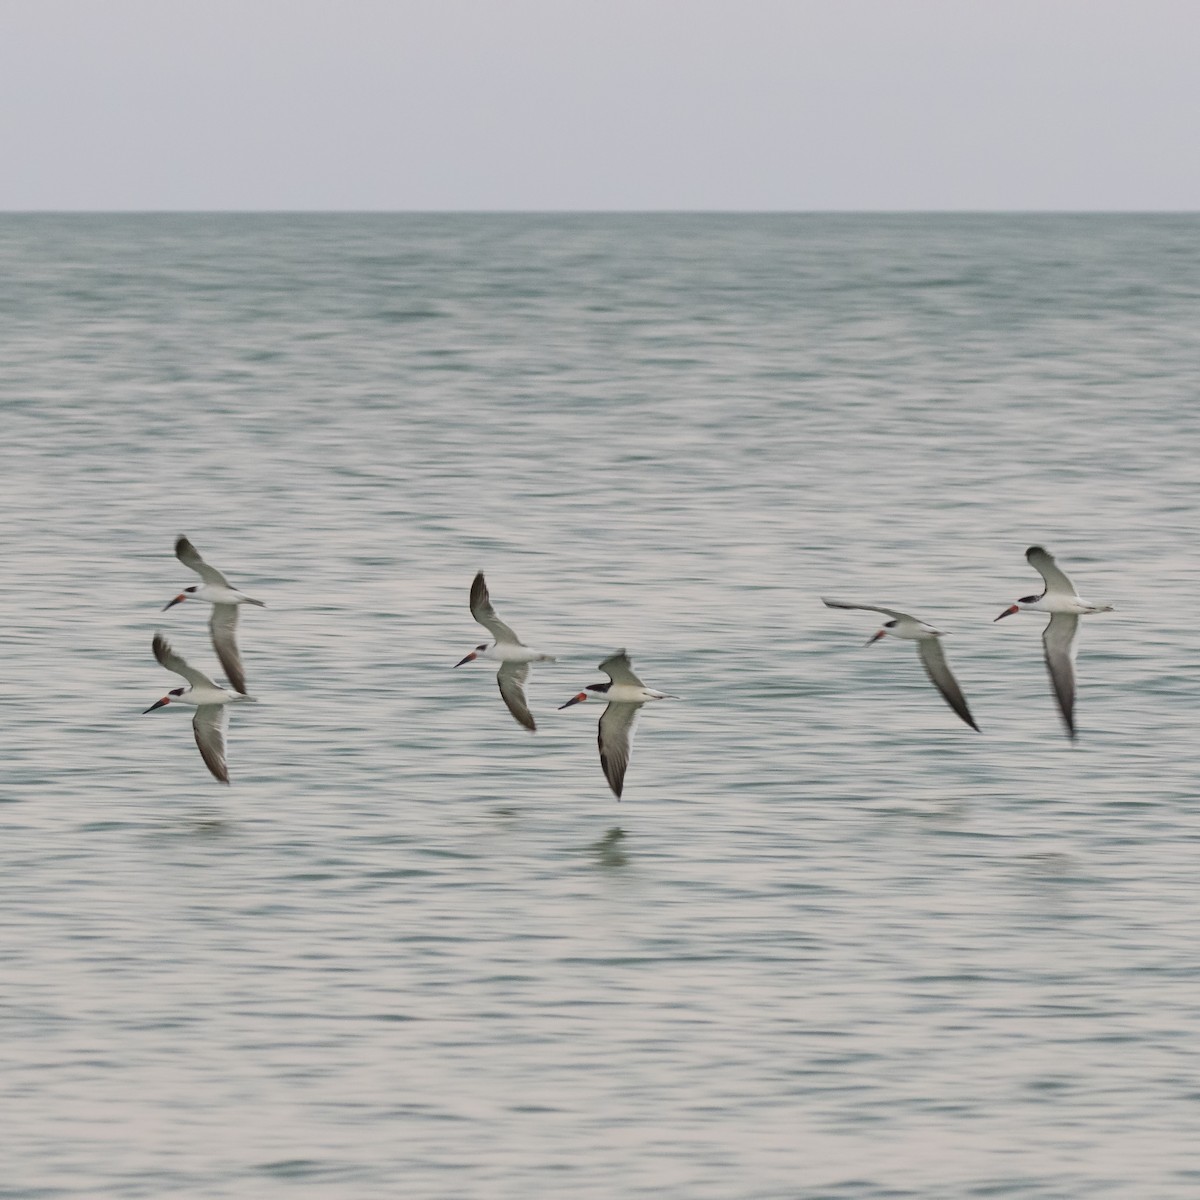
[2,0,1197,210]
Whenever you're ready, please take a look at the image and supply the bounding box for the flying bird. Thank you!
[163,535,264,696]
[142,633,256,784]
[559,650,675,799]
[994,545,1113,739]
[822,598,980,732]
[454,571,555,731]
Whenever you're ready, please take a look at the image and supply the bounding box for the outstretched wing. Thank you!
[821,598,910,621]
[497,661,536,732]
[1026,546,1077,599]
[152,633,217,690]
[192,704,231,784]
[208,604,247,695]
[598,702,641,799]
[1042,612,1079,739]
[598,649,644,688]
[469,572,523,646]
[917,638,980,732]
[175,535,231,588]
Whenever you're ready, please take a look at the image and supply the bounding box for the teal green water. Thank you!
[2,215,1199,1197]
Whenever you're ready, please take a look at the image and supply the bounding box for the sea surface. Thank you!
[1,214,1198,1198]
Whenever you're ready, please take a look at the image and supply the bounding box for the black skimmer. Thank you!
[454,571,555,732]
[142,633,256,784]
[163,536,264,696]
[822,598,981,732]
[995,545,1113,740]
[559,650,675,799]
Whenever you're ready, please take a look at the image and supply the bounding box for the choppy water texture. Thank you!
[2,214,1199,1198]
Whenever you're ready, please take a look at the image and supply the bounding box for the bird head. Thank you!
[994,595,1039,621]
[455,643,489,667]
[162,586,197,611]
[866,619,896,646]
[143,686,185,713]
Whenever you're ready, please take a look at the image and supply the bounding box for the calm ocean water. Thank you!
[1,214,1199,1198]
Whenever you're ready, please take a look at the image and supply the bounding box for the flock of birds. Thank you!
[453,571,676,798]
[143,537,265,785]
[144,539,1113,796]
[822,544,1114,740]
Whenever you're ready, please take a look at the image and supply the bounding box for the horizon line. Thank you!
[1,207,1198,217]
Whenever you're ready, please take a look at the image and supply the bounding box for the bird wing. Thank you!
[1042,611,1079,739]
[598,702,641,799]
[599,649,644,687]
[208,604,247,695]
[192,704,230,784]
[175,535,231,588]
[1026,546,1077,599]
[469,572,523,646]
[821,598,909,621]
[917,638,980,732]
[152,633,217,690]
[496,661,536,732]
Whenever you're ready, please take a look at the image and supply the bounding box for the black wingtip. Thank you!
[954,709,981,733]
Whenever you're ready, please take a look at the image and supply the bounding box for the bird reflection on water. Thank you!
[589,826,629,869]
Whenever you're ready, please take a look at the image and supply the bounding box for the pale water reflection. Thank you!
[0,215,1198,1198]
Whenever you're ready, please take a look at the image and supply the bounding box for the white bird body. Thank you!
[143,633,256,784]
[1002,593,1112,616]
[166,679,234,707]
[180,581,261,607]
[164,536,265,696]
[559,651,675,799]
[870,613,943,640]
[455,571,555,732]
[995,545,1113,740]
[822,597,980,732]
[471,642,553,666]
